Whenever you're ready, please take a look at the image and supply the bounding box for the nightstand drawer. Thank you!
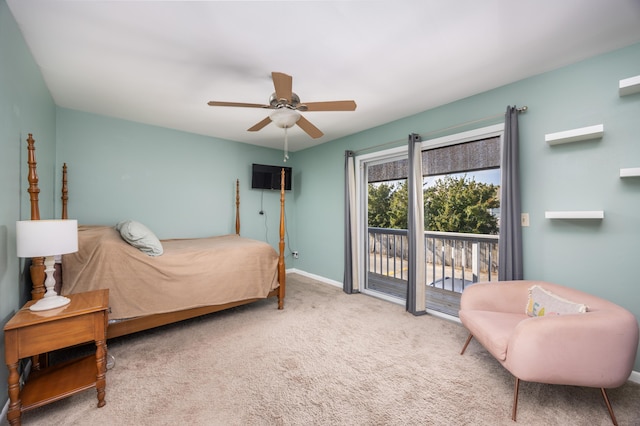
[15,314,99,358]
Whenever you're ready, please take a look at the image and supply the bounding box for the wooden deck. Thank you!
[367,273,463,317]
[368,274,407,299]
[426,286,461,317]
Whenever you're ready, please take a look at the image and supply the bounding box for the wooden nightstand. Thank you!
[4,289,109,426]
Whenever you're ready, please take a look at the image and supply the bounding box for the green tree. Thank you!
[368,182,394,228]
[425,175,499,234]
[389,181,408,229]
[368,181,410,229]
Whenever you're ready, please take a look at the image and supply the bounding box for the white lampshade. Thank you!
[16,219,78,258]
[270,108,301,129]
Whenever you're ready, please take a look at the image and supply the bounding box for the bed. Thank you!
[24,133,286,339]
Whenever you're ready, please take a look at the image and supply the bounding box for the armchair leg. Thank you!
[600,388,618,426]
[460,333,473,355]
[512,377,520,422]
[510,383,617,424]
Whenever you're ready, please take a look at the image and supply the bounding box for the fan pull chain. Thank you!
[283,126,289,162]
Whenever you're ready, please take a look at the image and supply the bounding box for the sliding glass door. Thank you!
[355,124,504,316]
[355,147,408,303]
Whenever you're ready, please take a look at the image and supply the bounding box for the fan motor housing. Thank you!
[269,92,302,109]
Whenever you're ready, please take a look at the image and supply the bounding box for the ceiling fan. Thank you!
[207,72,357,140]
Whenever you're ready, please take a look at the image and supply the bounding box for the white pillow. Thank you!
[115,220,163,256]
[526,285,587,317]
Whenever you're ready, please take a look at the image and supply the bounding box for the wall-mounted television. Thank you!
[251,163,292,191]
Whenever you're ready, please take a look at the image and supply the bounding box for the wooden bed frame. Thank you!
[25,134,286,339]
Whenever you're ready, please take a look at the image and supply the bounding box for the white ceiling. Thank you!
[8,0,640,152]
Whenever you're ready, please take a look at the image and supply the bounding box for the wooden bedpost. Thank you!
[235,179,240,235]
[26,134,46,300]
[27,134,40,221]
[278,168,286,309]
[61,163,68,220]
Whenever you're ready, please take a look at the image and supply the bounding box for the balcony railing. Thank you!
[367,227,499,315]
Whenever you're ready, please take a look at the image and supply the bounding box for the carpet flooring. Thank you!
[6,273,640,425]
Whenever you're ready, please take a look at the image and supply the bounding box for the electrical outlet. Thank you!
[292,251,299,259]
[521,213,530,227]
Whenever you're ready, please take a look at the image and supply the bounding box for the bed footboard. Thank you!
[278,168,286,309]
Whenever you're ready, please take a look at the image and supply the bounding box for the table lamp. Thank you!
[16,219,78,311]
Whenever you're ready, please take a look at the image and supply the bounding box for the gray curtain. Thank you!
[498,106,523,280]
[406,134,426,314]
[343,150,358,293]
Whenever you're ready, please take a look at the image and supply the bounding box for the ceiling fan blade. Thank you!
[300,100,357,111]
[248,116,272,132]
[296,115,324,139]
[272,72,293,103]
[208,101,270,108]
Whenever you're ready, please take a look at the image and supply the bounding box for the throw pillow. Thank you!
[115,220,164,256]
[526,285,587,317]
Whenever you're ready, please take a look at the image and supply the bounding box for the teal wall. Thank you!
[0,0,57,406]
[55,108,296,249]
[295,42,640,370]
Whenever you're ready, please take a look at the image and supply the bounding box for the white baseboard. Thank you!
[286,268,342,288]
[286,268,640,385]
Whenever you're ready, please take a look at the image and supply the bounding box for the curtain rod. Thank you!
[353,106,528,155]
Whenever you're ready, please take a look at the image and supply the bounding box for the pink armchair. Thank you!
[459,280,639,425]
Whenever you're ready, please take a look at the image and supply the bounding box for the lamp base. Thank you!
[30,295,71,312]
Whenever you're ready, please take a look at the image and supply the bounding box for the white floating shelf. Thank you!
[545,211,604,220]
[545,124,604,145]
[620,167,640,178]
[619,75,640,96]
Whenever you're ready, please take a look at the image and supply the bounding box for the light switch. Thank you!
[521,213,530,227]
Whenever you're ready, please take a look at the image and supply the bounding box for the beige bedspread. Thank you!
[61,226,279,320]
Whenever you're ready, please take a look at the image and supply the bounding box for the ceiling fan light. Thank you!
[270,108,301,129]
